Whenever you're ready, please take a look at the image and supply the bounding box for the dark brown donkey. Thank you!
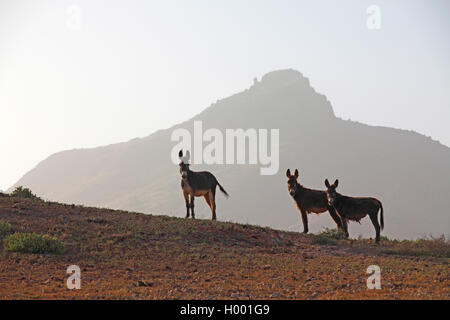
[286,169,343,234]
[178,150,229,220]
[324,179,384,243]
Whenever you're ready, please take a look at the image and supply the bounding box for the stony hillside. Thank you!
[0,195,448,299]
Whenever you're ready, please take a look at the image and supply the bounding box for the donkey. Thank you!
[324,179,384,243]
[178,150,229,220]
[286,169,343,234]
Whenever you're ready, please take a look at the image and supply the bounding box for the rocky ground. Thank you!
[0,195,448,299]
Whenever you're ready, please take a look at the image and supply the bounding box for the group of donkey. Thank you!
[178,150,384,243]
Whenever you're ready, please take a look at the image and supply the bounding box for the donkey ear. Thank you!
[286,169,291,178]
[325,179,330,188]
[334,179,339,188]
[178,150,183,159]
[185,150,191,160]
[294,169,299,179]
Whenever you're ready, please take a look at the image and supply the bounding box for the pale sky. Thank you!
[1,0,449,191]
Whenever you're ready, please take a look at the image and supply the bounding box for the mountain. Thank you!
[11,69,450,239]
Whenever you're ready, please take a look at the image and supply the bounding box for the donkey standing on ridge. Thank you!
[178,150,229,220]
[324,179,384,243]
[286,169,343,234]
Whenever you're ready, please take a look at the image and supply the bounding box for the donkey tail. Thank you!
[378,200,384,230]
[217,181,229,198]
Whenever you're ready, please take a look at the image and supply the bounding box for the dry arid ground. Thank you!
[0,194,448,300]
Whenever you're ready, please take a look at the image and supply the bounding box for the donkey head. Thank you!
[178,150,191,178]
[324,178,339,206]
[286,169,300,197]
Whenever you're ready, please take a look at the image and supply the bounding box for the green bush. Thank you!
[311,235,337,246]
[310,228,348,246]
[3,232,66,254]
[0,221,12,239]
[10,186,41,200]
[318,228,348,240]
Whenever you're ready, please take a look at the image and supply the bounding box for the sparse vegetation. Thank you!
[311,228,348,245]
[0,196,448,299]
[378,235,450,258]
[0,220,12,240]
[3,232,66,254]
[318,228,348,240]
[311,235,337,246]
[311,229,450,258]
[10,186,41,200]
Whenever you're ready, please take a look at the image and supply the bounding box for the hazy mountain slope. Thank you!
[12,69,450,239]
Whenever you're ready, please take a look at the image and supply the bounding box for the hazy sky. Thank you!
[1,0,449,191]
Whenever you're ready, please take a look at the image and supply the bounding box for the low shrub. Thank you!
[0,220,12,239]
[3,232,66,254]
[311,235,337,246]
[318,228,347,240]
[10,186,41,200]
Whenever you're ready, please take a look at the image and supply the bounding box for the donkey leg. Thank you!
[341,217,349,238]
[210,191,217,221]
[328,206,343,230]
[204,194,211,207]
[369,212,381,243]
[190,195,195,219]
[204,193,214,220]
[300,209,308,234]
[183,192,190,218]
